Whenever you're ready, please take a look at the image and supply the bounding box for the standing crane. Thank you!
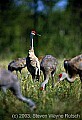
[40,55,58,90]
[8,57,26,76]
[58,54,82,88]
[0,68,36,111]
[26,30,41,81]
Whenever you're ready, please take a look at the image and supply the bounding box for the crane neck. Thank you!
[66,74,75,82]
[41,76,49,90]
[30,34,34,50]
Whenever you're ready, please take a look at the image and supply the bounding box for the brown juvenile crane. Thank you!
[26,30,41,81]
[8,58,26,76]
[58,54,82,88]
[0,68,36,111]
[40,55,58,90]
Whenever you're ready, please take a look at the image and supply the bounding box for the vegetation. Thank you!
[0,60,82,120]
[0,0,82,59]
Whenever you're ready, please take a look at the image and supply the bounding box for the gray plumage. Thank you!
[8,58,26,75]
[0,68,36,111]
[64,54,82,86]
[40,55,58,90]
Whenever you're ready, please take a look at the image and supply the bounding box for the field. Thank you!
[0,59,82,120]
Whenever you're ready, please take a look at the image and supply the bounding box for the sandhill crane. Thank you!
[26,30,41,81]
[8,58,26,76]
[58,54,82,88]
[40,55,58,90]
[0,68,36,111]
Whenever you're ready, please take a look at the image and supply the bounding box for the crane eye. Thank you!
[31,30,36,35]
[59,73,62,78]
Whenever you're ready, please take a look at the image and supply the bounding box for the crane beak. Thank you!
[37,33,41,36]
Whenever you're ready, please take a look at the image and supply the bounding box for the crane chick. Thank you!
[0,68,36,111]
[40,55,58,90]
[8,58,26,76]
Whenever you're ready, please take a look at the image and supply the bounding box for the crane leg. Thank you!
[78,71,82,100]
[79,72,82,89]
[35,67,38,76]
[35,68,40,82]
[51,72,55,88]
[43,72,49,90]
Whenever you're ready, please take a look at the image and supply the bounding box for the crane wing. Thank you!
[69,54,82,70]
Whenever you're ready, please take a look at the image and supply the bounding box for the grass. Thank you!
[0,59,82,120]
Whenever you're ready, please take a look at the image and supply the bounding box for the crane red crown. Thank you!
[31,30,36,34]
[59,73,62,78]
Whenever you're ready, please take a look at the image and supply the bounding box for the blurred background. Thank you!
[0,0,82,59]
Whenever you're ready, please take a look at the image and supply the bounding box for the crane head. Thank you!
[58,72,67,81]
[31,30,41,36]
[40,87,44,91]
